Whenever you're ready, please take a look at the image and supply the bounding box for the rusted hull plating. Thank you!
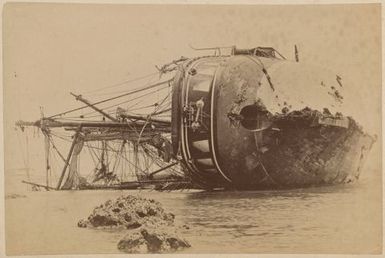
[172,55,375,190]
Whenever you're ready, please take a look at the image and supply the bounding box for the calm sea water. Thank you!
[5,169,382,255]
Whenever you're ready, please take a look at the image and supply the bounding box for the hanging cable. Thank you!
[48,79,173,119]
[82,72,158,94]
[79,84,170,118]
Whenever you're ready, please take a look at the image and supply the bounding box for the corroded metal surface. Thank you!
[172,54,375,190]
[261,113,374,187]
[213,55,277,187]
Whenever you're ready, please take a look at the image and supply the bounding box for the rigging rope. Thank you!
[47,134,66,163]
[48,79,173,119]
[105,141,148,176]
[79,84,170,118]
[82,72,158,94]
[136,88,172,144]
[84,74,158,98]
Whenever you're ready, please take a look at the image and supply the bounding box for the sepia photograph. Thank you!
[2,2,382,256]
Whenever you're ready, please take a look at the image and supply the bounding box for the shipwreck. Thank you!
[16,45,375,190]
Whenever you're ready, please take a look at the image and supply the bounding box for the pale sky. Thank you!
[3,3,382,177]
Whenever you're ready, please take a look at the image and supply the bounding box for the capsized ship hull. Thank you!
[171,49,375,190]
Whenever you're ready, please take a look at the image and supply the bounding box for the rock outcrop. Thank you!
[78,195,190,253]
[78,195,175,229]
[117,228,190,253]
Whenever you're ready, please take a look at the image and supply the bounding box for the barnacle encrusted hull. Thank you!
[171,53,375,189]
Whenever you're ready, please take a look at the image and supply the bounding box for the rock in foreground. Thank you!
[78,195,175,229]
[117,228,190,253]
[78,194,191,253]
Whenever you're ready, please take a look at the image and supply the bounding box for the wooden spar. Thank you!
[64,127,170,135]
[134,142,139,180]
[116,107,171,125]
[16,118,171,129]
[43,132,50,189]
[121,179,188,184]
[118,113,170,125]
[149,162,178,178]
[25,134,31,180]
[70,92,118,122]
[112,140,126,172]
[104,140,108,178]
[82,132,153,142]
[22,180,56,190]
[48,136,67,163]
[41,106,51,189]
[100,140,106,179]
[47,79,173,119]
[56,126,82,190]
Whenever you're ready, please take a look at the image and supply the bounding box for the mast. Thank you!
[40,107,51,189]
[149,162,178,179]
[16,118,171,129]
[15,73,178,190]
[70,92,118,122]
[134,142,139,181]
[47,79,173,119]
[56,126,82,190]
[117,112,171,125]
[25,133,31,181]
[44,132,50,189]
[104,140,108,182]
